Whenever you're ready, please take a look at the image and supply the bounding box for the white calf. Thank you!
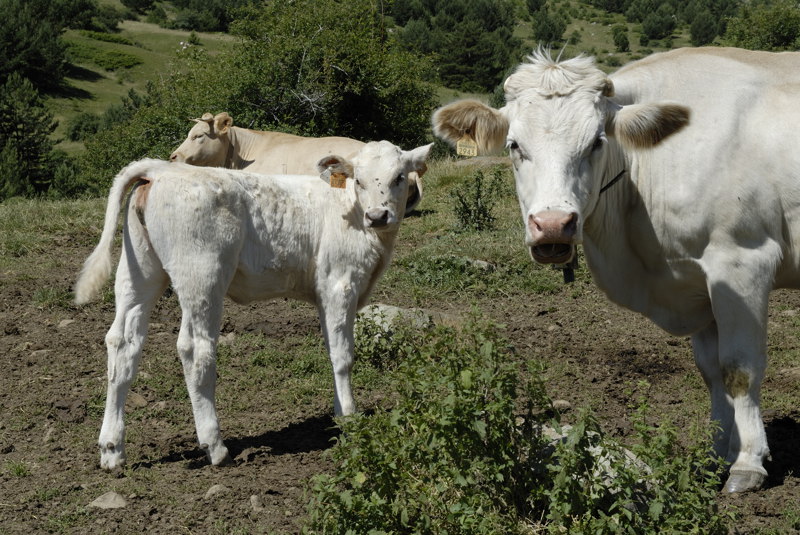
[74,140,432,470]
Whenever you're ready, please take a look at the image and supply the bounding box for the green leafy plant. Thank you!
[451,167,507,231]
[304,322,731,534]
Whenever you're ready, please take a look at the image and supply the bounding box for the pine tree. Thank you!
[0,74,58,199]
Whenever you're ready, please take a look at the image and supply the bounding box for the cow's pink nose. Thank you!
[528,210,578,244]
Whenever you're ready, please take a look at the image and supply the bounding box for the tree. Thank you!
[690,9,717,46]
[532,6,568,44]
[0,0,67,90]
[612,25,630,52]
[0,74,58,199]
[641,4,677,40]
[724,0,800,51]
[394,0,521,92]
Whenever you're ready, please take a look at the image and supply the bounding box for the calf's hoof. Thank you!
[201,442,232,466]
[723,469,767,493]
[99,442,126,471]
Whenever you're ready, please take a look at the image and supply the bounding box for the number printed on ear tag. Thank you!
[456,134,478,157]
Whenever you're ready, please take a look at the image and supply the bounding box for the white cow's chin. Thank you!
[529,243,574,265]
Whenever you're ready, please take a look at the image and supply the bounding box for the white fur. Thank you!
[433,47,800,492]
[75,141,432,470]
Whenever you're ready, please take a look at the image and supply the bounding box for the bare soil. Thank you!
[0,231,798,533]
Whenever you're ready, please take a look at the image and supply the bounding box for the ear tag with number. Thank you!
[456,133,478,157]
[329,172,347,189]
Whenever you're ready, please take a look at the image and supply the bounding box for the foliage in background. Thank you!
[304,319,729,534]
[0,74,59,200]
[392,0,522,92]
[78,0,438,190]
[724,0,800,50]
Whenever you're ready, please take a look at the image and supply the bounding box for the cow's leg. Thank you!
[706,259,772,492]
[691,322,734,460]
[317,282,358,417]
[99,219,168,470]
[174,279,231,466]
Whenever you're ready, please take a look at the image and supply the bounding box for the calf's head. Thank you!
[170,112,233,167]
[432,50,689,265]
[317,141,432,231]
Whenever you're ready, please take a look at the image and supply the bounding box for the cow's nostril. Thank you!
[366,209,389,226]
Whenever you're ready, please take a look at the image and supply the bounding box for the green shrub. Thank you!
[77,30,136,47]
[66,42,142,70]
[451,167,507,231]
[304,321,731,534]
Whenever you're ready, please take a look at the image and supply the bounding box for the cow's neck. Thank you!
[224,127,264,169]
[581,150,668,316]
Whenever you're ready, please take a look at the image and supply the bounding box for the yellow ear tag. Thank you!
[330,172,347,189]
[456,133,478,157]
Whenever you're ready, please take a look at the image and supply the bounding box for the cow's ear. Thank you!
[432,99,508,155]
[191,113,214,124]
[609,102,690,149]
[317,155,353,178]
[214,112,233,135]
[405,143,433,176]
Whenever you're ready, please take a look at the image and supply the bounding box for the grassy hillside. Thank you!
[48,20,234,155]
[48,2,697,155]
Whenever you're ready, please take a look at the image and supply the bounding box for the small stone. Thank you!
[126,392,147,409]
[58,319,76,329]
[89,491,128,509]
[218,332,236,346]
[250,494,264,512]
[552,399,572,411]
[204,484,230,500]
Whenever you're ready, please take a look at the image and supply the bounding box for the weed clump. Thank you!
[305,318,729,534]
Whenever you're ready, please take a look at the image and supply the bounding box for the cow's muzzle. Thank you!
[527,210,578,264]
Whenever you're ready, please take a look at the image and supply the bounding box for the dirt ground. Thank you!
[1,231,799,533]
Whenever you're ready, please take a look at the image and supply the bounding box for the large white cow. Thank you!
[170,112,425,214]
[432,47,800,493]
[74,141,431,470]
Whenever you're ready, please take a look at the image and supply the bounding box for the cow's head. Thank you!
[170,112,233,167]
[317,141,432,231]
[432,49,690,265]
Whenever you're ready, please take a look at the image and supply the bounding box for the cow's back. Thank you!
[239,130,365,175]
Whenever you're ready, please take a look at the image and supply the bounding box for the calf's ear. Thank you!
[609,102,690,149]
[405,143,434,176]
[317,155,354,178]
[432,99,508,155]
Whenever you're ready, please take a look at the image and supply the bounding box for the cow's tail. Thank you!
[73,159,163,305]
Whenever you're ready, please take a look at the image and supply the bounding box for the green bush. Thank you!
[452,167,507,231]
[77,30,136,47]
[304,321,730,534]
[66,42,142,70]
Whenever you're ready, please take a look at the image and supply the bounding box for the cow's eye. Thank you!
[355,178,363,189]
[392,173,405,186]
[507,140,519,151]
[592,137,604,151]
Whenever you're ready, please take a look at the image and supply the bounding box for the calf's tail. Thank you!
[73,159,163,305]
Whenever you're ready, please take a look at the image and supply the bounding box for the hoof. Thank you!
[99,442,126,471]
[723,469,766,493]
[200,442,232,466]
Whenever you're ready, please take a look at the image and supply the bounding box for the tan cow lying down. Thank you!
[74,140,432,470]
[170,112,425,215]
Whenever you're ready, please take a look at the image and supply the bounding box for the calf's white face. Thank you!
[317,140,432,231]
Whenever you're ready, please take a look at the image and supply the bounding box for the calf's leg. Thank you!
[99,216,168,470]
[172,267,232,466]
[317,282,358,417]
